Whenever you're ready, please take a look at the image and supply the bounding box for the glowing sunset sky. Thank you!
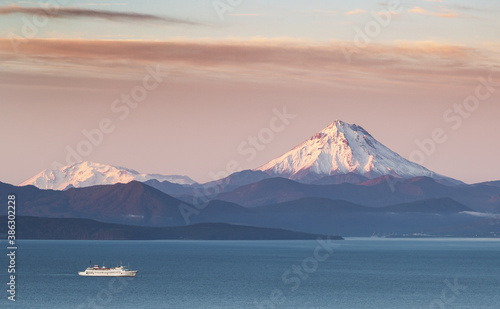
[1,0,499,184]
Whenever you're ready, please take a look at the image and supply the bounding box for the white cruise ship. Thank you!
[78,264,138,277]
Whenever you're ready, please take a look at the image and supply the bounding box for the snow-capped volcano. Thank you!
[19,161,197,190]
[256,120,457,183]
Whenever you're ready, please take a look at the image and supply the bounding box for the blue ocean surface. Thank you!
[1,238,499,308]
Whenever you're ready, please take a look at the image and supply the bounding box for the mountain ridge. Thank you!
[255,120,461,185]
[1,181,497,237]
[19,161,197,190]
[18,120,463,191]
[215,176,500,211]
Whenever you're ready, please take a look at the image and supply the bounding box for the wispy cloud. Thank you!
[304,9,338,16]
[0,38,496,88]
[460,211,500,219]
[0,5,200,25]
[344,9,367,16]
[408,6,459,18]
[77,3,128,6]
[227,13,266,17]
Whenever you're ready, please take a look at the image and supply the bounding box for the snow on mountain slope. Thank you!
[256,120,457,183]
[19,161,197,190]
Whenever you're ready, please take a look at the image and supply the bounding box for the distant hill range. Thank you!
[0,216,340,240]
[7,120,500,238]
[3,179,500,237]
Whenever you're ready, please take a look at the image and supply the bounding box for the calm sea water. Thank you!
[1,238,499,308]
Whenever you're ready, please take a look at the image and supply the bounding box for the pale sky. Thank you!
[1,0,499,184]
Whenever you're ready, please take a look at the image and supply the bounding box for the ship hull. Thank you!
[78,265,138,277]
[78,271,137,277]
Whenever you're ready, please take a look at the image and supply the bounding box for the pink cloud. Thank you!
[408,6,459,18]
[0,38,496,90]
[344,9,367,15]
